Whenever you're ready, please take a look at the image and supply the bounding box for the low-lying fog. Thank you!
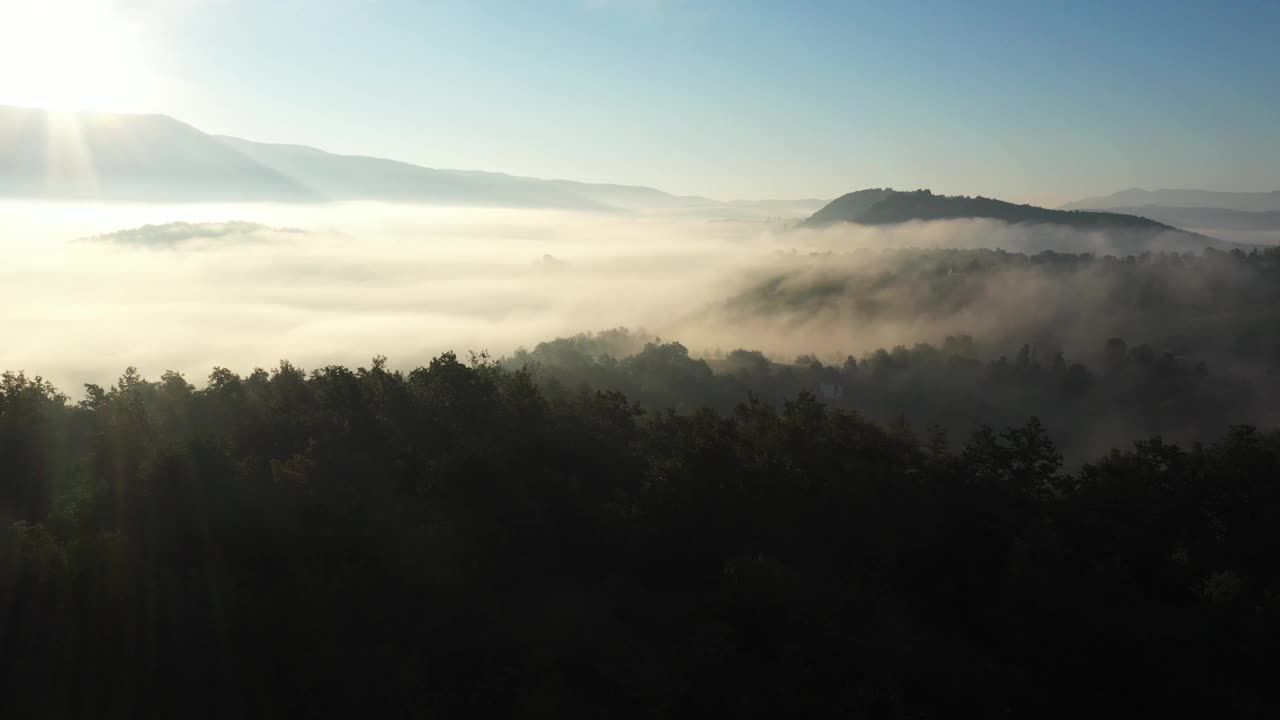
[2,201,768,388]
[0,201,1241,390]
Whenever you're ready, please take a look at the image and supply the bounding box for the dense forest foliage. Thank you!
[511,328,1259,464]
[514,247,1280,463]
[722,248,1280,367]
[3,347,1279,716]
[704,248,1279,435]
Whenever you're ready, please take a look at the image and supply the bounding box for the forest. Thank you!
[521,247,1280,462]
[717,246,1280,365]
[510,329,1263,466]
[3,327,1279,715]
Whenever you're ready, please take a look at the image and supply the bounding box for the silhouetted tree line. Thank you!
[3,354,1279,717]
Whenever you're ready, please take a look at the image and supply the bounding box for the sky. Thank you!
[2,0,1278,204]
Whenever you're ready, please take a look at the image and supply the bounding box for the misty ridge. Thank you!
[710,243,1280,366]
[532,247,1279,462]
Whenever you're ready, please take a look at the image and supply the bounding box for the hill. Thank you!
[796,188,1226,251]
[801,189,1177,230]
[796,188,897,227]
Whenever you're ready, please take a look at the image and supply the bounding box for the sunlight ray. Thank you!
[42,111,100,198]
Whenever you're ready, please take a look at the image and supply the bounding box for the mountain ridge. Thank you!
[0,105,319,201]
[0,105,733,210]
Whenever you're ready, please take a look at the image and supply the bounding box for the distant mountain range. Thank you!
[796,188,1228,252]
[1062,188,1280,213]
[0,105,726,211]
[1060,189,1280,242]
[6,103,1272,241]
[1077,206,1280,232]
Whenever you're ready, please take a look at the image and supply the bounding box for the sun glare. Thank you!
[0,0,156,112]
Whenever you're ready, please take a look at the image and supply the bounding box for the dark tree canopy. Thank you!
[2,349,1279,717]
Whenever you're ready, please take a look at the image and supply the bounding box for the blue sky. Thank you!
[46,0,1280,202]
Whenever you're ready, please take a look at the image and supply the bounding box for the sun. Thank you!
[0,0,156,112]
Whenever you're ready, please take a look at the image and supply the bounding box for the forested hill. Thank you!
[797,188,1220,241]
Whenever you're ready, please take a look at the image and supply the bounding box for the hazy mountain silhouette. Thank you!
[797,188,1229,252]
[1062,188,1280,213]
[0,106,317,201]
[545,179,714,209]
[1089,206,1280,232]
[802,188,1179,229]
[214,136,608,209]
[0,105,708,209]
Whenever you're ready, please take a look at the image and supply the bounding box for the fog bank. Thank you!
[0,201,1239,391]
